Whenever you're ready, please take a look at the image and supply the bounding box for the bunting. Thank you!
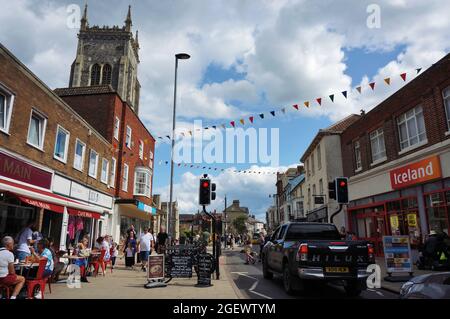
[384,78,391,85]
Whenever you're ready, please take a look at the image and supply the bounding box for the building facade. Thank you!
[341,53,450,257]
[224,200,250,235]
[0,44,114,251]
[300,114,360,229]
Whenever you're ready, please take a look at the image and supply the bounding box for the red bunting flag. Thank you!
[356,86,362,94]
[292,104,299,110]
[304,101,310,108]
[384,78,391,85]
[316,98,322,106]
[230,121,235,128]
[369,82,376,90]
[249,116,254,123]
[400,73,407,81]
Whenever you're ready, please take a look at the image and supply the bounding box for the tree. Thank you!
[232,216,248,235]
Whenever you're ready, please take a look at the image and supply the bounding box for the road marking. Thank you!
[249,289,273,299]
[230,272,257,280]
[230,270,272,299]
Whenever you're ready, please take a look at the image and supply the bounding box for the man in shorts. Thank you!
[138,228,154,272]
[0,236,25,299]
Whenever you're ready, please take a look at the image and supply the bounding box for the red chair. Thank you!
[0,283,12,299]
[103,248,114,273]
[89,249,106,277]
[25,258,48,299]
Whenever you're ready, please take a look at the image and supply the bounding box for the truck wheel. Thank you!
[344,280,363,297]
[283,266,296,295]
[262,257,273,279]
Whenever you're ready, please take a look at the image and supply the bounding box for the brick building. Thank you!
[54,7,156,243]
[341,53,450,257]
[0,44,115,251]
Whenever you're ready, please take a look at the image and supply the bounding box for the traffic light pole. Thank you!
[202,205,220,280]
[330,204,343,224]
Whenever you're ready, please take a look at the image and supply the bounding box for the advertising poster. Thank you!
[147,254,165,281]
[382,236,412,273]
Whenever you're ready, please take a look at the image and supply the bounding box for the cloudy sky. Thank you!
[1,0,449,220]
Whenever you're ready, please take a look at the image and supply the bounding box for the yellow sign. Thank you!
[390,215,399,229]
[407,213,417,227]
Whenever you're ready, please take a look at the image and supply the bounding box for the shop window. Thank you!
[443,86,450,130]
[126,126,132,148]
[424,181,443,193]
[386,200,401,212]
[27,109,47,150]
[73,139,86,171]
[354,140,362,171]
[113,117,120,140]
[88,149,99,178]
[122,163,129,192]
[101,158,109,184]
[357,218,366,238]
[54,125,70,163]
[426,193,444,207]
[110,157,116,188]
[397,105,427,151]
[427,207,449,235]
[0,83,15,134]
[446,190,450,205]
[370,127,386,163]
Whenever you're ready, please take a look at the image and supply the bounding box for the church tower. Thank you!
[69,5,141,114]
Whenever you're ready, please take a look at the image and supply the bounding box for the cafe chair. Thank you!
[89,249,107,277]
[102,248,114,274]
[0,283,12,299]
[26,258,49,299]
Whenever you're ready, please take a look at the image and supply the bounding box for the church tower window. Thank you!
[90,63,101,85]
[102,64,112,85]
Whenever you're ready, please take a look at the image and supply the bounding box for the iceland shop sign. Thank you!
[390,156,441,190]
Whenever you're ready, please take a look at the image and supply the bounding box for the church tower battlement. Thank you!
[69,5,141,114]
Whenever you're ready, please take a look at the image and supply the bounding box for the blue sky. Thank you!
[2,0,449,220]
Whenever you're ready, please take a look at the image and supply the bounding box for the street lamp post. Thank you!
[167,53,190,239]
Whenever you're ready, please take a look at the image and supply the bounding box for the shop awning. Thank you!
[0,178,105,217]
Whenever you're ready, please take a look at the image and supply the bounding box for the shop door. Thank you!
[355,210,386,257]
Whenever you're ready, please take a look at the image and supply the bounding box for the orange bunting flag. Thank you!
[384,78,391,85]
[400,73,407,81]
[316,98,322,106]
[369,82,376,90]
[304,101,310,108]
[239,119,245,125]
[292,104,299,110]
[356,86,362,94]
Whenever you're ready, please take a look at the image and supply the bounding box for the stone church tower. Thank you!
[69,5,141,114]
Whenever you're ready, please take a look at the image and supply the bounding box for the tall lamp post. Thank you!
[167,53,190,239]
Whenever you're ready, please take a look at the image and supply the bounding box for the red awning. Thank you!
[67,208,101,220]
[16,195,65,214]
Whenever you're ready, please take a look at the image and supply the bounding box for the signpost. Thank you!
[382,235,413,282]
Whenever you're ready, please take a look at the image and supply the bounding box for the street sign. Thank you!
[314,196,325,205]
[147,254,165,281]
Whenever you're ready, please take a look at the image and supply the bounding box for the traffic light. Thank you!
[211,183,216,201]
[335,177,349,204]
[199,178,211,205]
[328,181,336,200]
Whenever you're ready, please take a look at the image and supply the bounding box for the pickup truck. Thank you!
[262,222,375,296]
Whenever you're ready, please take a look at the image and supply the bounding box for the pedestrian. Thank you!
[0,236,26,299]
[258,233,265,262]
[124,242,135,269]
[156,226,169,254]
[244,240,255,264]
[111,242,118,269]
[138,228,154,272]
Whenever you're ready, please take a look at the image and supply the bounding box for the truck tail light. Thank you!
[367,244,375,261]
[297,244,308,262]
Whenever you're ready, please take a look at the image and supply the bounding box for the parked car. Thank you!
[400,272,450,299]
[262,222,375,296]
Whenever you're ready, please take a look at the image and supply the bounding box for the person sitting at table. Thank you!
[0,236,26,299]
[30,239,54,278]
[46,238,65,282]
[94,236,103,250]
[73,237,90,283]
[15,222,37,262]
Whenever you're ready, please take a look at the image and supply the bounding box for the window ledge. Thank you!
[0,128,10,136]
[73,166,84,173]
[53,155,67,164]
[445,131,450,136]
[370,156,387,167]
[88,173,97,179]
[398,139,428,155]
[26,141,44,152]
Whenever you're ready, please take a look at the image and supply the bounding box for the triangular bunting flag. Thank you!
[329,94,334,102]
[356,86,362,94]
[292,104,299,110]
[270,111,275,116]
[166,135,171,139]
[400,73,407,81]
[249,116,254,123]
[384,78,391,85]
[204,127,209,130]
[181,132,185,137]
[221,124,226,129]
[189,131,192,136]
[281,108,286,114]
[230,121,235,128]
[416,68,422,74]
[212,126,216,129]
[342,91,347,98]
[304,101,310,108]
[239,119,245,125]
[259,113,264,119]
[316,98,322,106]
[369,82,375,90]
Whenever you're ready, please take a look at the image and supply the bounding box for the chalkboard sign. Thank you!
[196,254,214,286]
[168,255,193,278]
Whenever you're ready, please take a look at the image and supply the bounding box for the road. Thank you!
[222,248,399,299]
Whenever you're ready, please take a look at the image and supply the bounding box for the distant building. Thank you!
[161,201,179,240]
[224,200,249,234]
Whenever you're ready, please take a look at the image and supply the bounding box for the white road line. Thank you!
[230,272,258,280]
[249,281,258,291]
[249,289,273,299]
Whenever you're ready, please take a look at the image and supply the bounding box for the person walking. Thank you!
[156,227,169,254]
[138,228,154,272]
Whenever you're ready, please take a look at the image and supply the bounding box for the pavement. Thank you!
[46,255,239,299]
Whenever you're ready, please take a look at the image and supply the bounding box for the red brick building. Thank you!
[0,44,115,250]
[341,53,450,256]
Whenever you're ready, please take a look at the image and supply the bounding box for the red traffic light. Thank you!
[202,181,210,188]
[339,181,346,187]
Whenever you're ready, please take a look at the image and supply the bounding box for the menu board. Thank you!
[197,254,214,286]
[168,255,193,278]
[383,236,412,273]
[147,254,165,281]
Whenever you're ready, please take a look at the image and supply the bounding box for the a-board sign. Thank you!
[168,255,193,278]
[382,236,412,273]
[147,254,165,281]
[196,254,214,286]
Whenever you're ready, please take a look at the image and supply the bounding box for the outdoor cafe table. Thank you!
[14,262,38,276]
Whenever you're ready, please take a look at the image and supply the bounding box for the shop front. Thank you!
[115,199,156,244]
[348,154,450,257]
